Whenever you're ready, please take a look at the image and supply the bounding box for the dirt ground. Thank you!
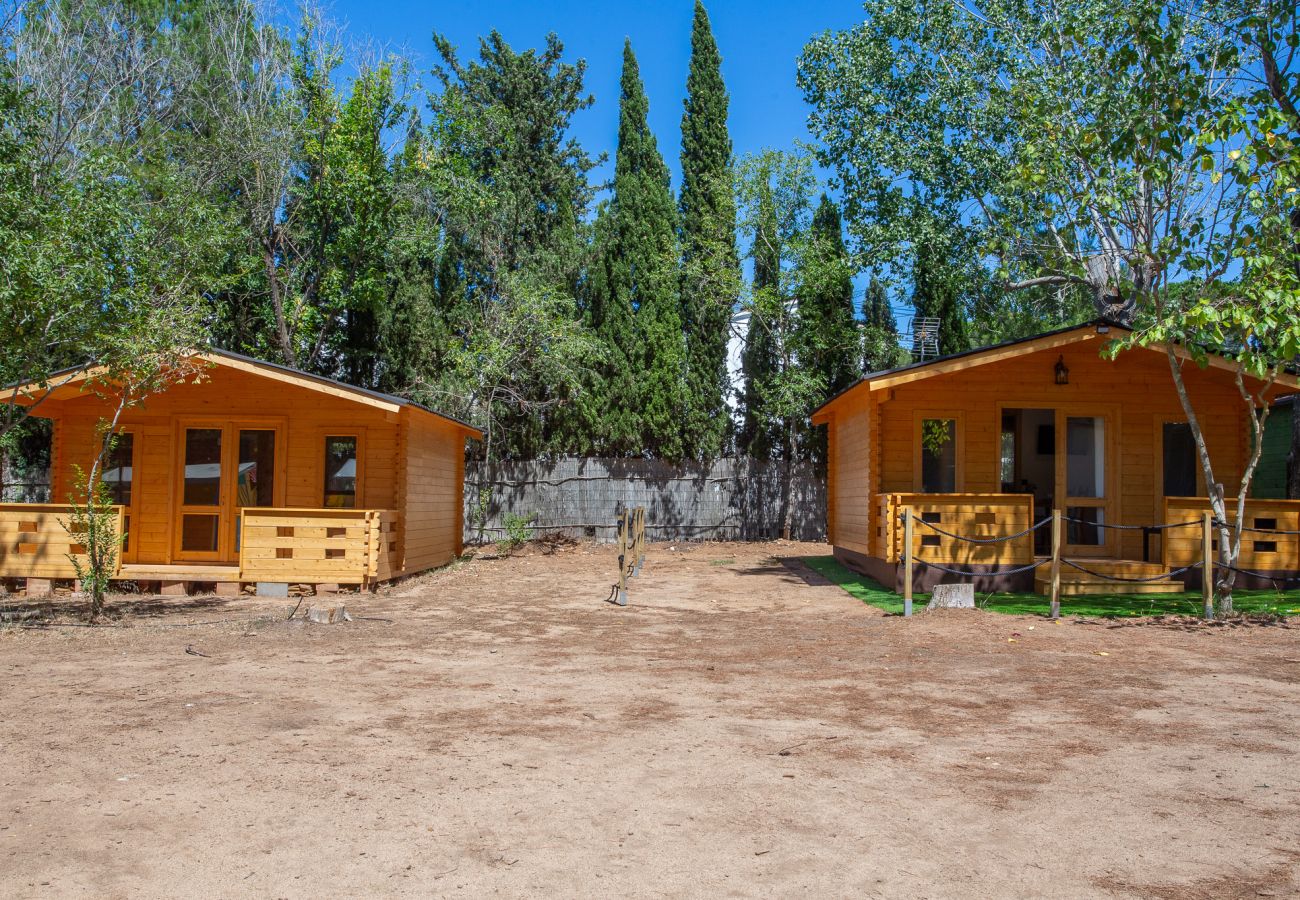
[2,540,1298,899]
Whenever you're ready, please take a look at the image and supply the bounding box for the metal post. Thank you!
[1202,510,1214,620]
[1049,510,1062,620]
[903,507,914,618]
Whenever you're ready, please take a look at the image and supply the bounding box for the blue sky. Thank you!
[328,0,867,189]
[322,0,911,324]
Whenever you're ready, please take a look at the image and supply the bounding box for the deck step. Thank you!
[117,564,242,582]
[1035,579,1185,596]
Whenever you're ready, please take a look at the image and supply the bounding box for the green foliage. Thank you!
[679,0,740,459]
[804,555,1300,619]
[497,512,536,554]
[585,41,686,458]
[799,196,865,395]
[738,182,781,458]
[912,239,969,356]
[861,276,908,372]
[920,419,955,458]
[62,463,123,621]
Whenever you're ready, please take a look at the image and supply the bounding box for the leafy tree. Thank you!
[736,149,830,535]
[2,0,227,444]
[427,30,599,458]
[801,0,1300,611]
[430,30,597,293]
[678,0,740,459]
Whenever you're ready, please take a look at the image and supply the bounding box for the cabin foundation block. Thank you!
[314,583,342,595]
[257,582,289,598]
[25,578,53,596]
[213,582,243,597]
[159,581,188,596]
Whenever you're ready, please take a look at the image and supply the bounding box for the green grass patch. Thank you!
[801,555,1300,618]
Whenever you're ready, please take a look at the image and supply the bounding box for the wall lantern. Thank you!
[1054,355,1070,385]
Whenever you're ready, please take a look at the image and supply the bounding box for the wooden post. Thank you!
[902,507,913,618]
[1049,510,1062,620]
[616,509,629,606]
[1202,510,1214,620]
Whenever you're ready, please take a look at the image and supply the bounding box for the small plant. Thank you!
[62,464,123,621]
[497,512,536,554]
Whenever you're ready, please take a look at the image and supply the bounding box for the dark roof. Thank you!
[811,318,1128,418]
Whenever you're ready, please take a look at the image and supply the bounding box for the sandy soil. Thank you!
[1,540,1298,899]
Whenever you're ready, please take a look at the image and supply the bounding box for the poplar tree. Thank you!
[678,0,739,459]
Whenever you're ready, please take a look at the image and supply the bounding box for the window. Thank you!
[920,418,957,493]
[237,430,276,508]
[1162,422,1197,497]
[1066,416,1105,498]
[324,436,358,508]
[103,433,133,551]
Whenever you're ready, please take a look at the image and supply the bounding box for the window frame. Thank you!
[912,410,965,494]
[322,432,365,509]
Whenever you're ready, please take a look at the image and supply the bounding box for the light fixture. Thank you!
[1054,355,1069,385]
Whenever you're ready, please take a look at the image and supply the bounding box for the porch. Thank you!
[875,493,1300,596]
[0,504,399,595]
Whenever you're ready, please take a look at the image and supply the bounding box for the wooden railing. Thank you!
[0,503,124,580]
[879,493,1036,565]
[239,508,399,587]
[1163,497,1300,571]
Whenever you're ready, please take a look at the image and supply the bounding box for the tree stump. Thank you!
[926,583,975,610]
[305,605,352,624]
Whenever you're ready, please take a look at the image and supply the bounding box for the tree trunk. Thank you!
[779,418,794,541]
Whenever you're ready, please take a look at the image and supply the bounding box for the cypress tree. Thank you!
[739,184,780,459]
[861,275,900,372]
[588,41,684,457]
[912,241,968,356]
[678,0,739,459]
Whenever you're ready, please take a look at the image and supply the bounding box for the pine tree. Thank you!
[584,42,686,458]
[912,241,968,356]
[678,0,739,459]
[739,184,780,458]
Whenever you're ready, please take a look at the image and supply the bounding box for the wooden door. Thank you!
[174,422,283,563]
[1056,411,1115,558]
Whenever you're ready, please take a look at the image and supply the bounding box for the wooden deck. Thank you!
[0,504,400,594]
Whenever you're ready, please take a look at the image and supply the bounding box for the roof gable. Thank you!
[6,349,482,438]
[812,319,1300,423]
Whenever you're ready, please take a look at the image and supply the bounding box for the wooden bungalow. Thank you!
[811,320,1300,595]
[1,350,480,595]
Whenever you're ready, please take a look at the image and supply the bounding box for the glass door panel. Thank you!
[177,427,223,559]
[1059,413,1111,556]
[234,430,276,551]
